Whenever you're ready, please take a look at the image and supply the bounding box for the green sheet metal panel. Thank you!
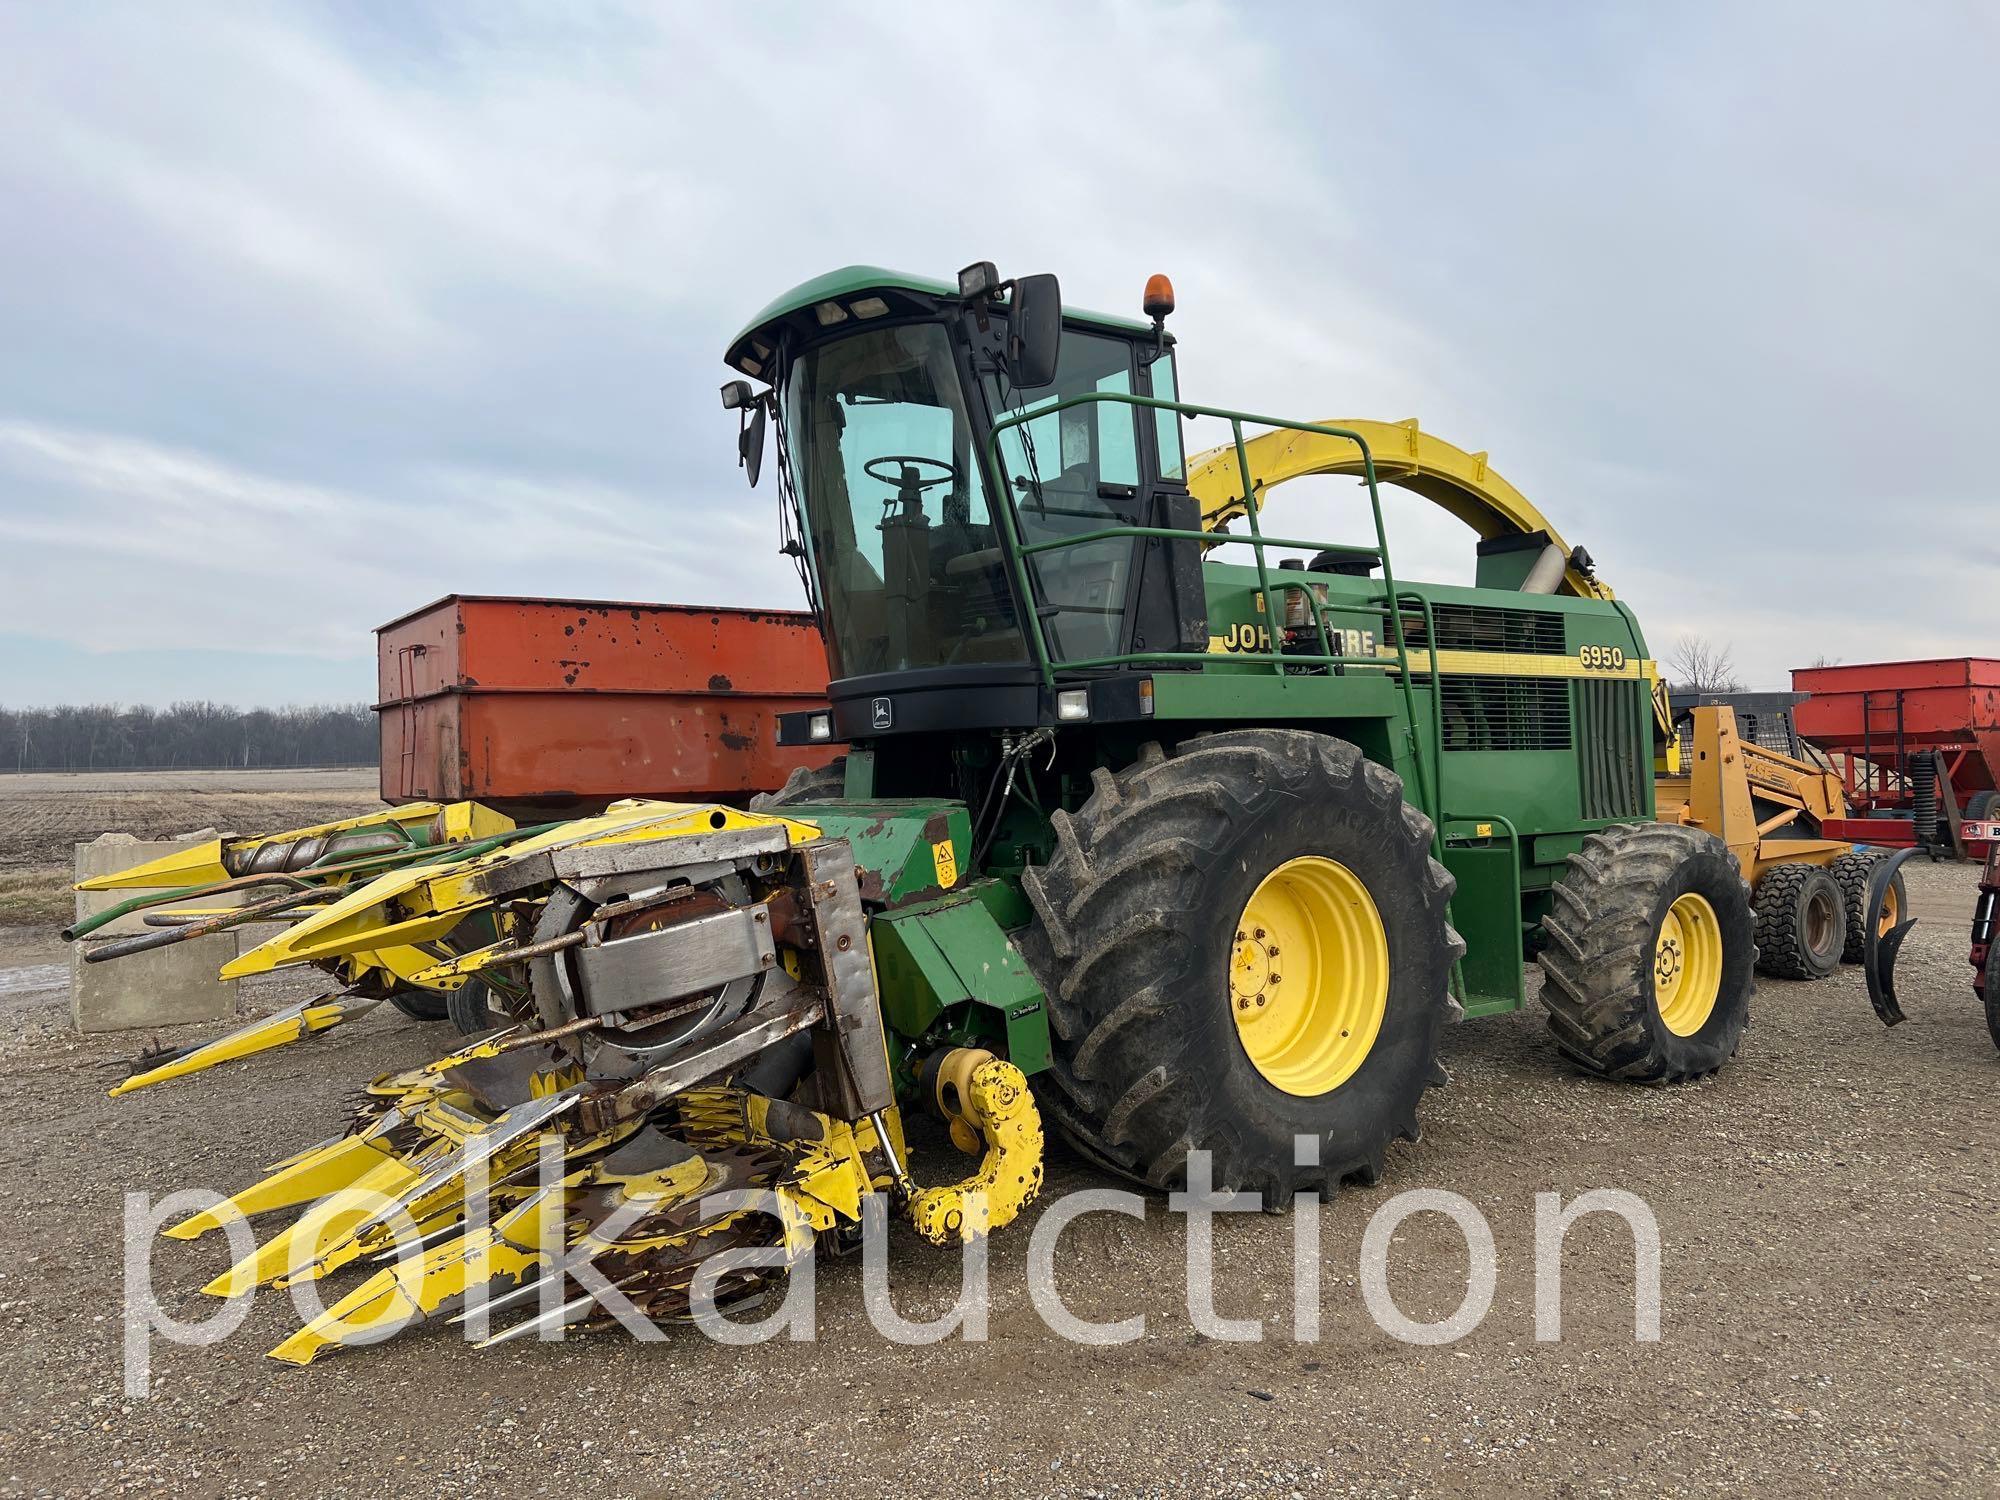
[1440,839,1527,1016]
[869,890,1051,1075]
[787,801,971,903]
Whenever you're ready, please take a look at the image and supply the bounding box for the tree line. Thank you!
[0,703,376,771]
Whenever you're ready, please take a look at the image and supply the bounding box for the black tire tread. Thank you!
[1752,862,1844,981]
[1829,849,1905,965]
[1020,729,1461,1205]
[446,977,505,1036]
[1537,822,1754,1082]
[1985,946,2000,1052]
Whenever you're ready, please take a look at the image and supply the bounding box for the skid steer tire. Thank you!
[1829,850,1908,965]
[1538,822,1754,1083]
[387,988,450,1022]
[1752,863,1846,980]
[751,758,847,811]
[1019,729,1462,1207]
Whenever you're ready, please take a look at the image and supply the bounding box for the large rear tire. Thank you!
[1752,863,1845,980]
[1829,850,1908,964]
[1538,822,1754,1082]
[1019,730,1461,1205]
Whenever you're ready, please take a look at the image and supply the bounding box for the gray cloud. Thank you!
[1,2,1994,706]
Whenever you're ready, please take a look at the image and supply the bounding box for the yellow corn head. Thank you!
[106,800,1042,1362]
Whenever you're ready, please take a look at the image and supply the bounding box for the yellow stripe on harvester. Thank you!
[1378,648,1657,681]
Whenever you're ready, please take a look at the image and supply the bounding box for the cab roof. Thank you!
[724,265,1153,379]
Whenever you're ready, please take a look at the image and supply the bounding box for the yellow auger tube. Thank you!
[907,1050,1046,1244]
[1185,417,1613,602]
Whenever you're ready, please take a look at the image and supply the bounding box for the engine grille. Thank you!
[1578,677,1648,819]
[1439,675,1573,752]
[1393,603,1566,655]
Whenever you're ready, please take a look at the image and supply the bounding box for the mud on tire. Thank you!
[1538,822,1755,1082]
[1018,729,1462,1206]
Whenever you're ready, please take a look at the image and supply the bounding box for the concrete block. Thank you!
[70,933,238,1034]
[71,832,237,1033]
[73,830,224,938]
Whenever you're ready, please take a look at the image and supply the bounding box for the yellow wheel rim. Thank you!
[1877,880,1900,935]
[1653,892,1723,1036]
[1228,856,1389,1096]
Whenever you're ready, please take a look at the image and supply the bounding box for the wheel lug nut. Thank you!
[1253,928,1265,940]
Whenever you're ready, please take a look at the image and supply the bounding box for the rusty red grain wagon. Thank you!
[375,595,835,819]
[1792,657,2000,855]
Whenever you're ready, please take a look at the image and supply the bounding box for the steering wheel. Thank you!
[863,454,958,493]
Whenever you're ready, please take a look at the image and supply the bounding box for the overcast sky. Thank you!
[2,2,1994,707]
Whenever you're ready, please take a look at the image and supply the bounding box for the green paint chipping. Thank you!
[790,802,971,902]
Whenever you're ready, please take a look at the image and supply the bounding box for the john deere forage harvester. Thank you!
[129,262,1807,1361]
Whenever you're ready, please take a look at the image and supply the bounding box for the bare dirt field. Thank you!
[0,768,380,928]
[0,777,1991,1499]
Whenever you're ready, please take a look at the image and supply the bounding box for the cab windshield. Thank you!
[784,323,1027,677]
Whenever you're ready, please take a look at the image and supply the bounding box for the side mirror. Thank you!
[738,404,767,488]
[1007,273,1061,388]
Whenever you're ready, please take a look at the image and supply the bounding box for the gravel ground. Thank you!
[0,852,1991,1498]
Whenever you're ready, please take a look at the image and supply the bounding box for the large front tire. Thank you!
[1538,822,1754,1082]
[1020,730,1461,1205]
